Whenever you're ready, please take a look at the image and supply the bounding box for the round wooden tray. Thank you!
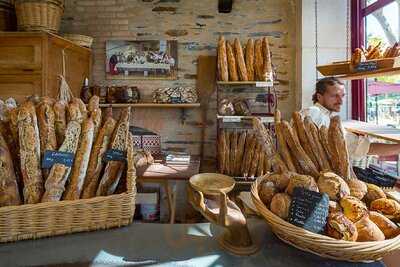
[189,173,235,195]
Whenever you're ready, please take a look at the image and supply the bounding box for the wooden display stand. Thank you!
[0,32,91,103]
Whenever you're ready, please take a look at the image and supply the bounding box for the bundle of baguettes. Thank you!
[217,36,273,82]
[0,95,143,208]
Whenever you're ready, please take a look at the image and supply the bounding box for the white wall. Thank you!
[300,0,351,119]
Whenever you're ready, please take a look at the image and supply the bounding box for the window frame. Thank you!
[351,0,395,121]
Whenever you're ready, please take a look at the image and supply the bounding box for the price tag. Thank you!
[222,116,241,123]
[42,150,74,169]
[256,81,274,87]
[260,117,273,123]
[355,61,378,72]
[288,187,329,234]
[170,96,181,103]
[394,57,400,68]
[103,149,126,162]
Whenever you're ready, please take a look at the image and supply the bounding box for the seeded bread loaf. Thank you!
[37,98,57,158]
[54,100,67,147]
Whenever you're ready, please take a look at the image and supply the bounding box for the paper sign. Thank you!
[256,81,274,87]
[42,150,74,169]
[103,149,126,162]
[222,116,241,123]
[260,117,274,123]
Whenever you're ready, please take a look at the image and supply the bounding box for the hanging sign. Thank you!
[355,61,378,72]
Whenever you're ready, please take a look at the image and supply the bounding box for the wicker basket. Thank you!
[0,0,16,31]
[0,168,136,243]
[15,0,64,33]
[251,175,400,262]
[62,33,93,48]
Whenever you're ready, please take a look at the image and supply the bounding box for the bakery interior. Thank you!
[2,0,400,266]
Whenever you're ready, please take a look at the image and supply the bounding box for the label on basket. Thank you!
[103,149,126,162]
[42,150,74,169]
[288,187,329,234]
[222,116,241,123]
[355,61,378,72]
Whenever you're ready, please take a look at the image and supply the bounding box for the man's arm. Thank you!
[368,143,400,156]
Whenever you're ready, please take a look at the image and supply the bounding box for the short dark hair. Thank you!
[312,77,344,103]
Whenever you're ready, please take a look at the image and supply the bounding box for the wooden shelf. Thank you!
[217,115,274,123]
[336,67,400,80]
[98,103,201,108]
[217,81,279,86]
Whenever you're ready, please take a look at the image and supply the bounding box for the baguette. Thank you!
[234,38,248,81]
[18,102,44,204]
[41,121,81,202]
[280,121,319,177]
[218,129,226,173]
[96,108,130,196]
[328,116,351,180]
[254,39,264,80]
[224,130,231,174]
[0,132,21,207]
[125,132,137,193]
[217,36,229,81]
[102,107,113,125]
[275,111,297,172]
[292,112,320,170]
[303,116,324,171]
[234,131,247,176]
[91,108,102,141]
[262,37,273,81]
[249,143,261,177]
[242,133,257,177]
[263,149,271,173]
[63,118,95,200]
[245,38,255,81]
[88,95,100,113]
[226,41,239,81]
[319,125,333,162]
[305,117,331,171]
[71,97,88,121]
[256,148,265,177]
[37,98,57,158]
[67,102,83,123]
[81,117,117,199]
[54,100,67,147]
[229,131,238,176]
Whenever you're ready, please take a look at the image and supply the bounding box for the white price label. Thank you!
[394,57,400,68]
[260,117,273,123]
[222,116,241,123]
[256,81,274,87]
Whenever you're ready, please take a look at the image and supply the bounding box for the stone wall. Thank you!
[61,0,297,165]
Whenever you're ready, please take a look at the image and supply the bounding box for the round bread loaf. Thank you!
[326,212,358,241]
[369,211,400,239]
[270,193,291,220]
[348,179,368,200]
[364,183,386,204]
[340,196,368,223]
[370,198,400,216]
[317,172,350,201]
[286,174,319,195]
[259,181,276,207]
[355,216,385,242]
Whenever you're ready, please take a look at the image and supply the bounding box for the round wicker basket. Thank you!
[251,175,400,262]
[62,33,93,48]
[15,0,64,33]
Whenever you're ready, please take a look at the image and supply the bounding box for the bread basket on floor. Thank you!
[0,161,136,243]
[251,175,400,262]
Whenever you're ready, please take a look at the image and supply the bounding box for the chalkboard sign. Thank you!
[288,187,329,234]
[42,150,74,169]
[170,96,181,103]
[103,149,126,162]
[355,61,378,72]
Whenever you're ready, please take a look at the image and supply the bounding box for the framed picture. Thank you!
[106,40,178,80]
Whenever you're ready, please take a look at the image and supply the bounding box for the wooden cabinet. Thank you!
[0,32,91,103]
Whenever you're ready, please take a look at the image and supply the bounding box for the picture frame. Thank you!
[106,40,178,80]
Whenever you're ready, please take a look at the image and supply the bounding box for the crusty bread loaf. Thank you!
[37,98,57,157]
[249,143,261,177]
[226,41,239,81]
[319,125,333,163]
[262,37,273,81]
[217,36,229,82]
[235,131,247,176]
[125,132,137,193]
[97,108,130,196]
[71,97,88,121]
[102,107,113,125]
[234,38,248,81]
[224,130,231,175]
[242,132,257,177]
[254,39,264,81]
[88,95,100,113]
[229,131,238,176]
[41,121,82,202]
[329,116,350,180]
[81,117,117,199]
[67,102,83,123]
[356,216,385,242]
[292,112,320,170]
[326,212,358,241]
[369,211,400,239]
[18,102,44,204]
[63,118,95,200]
[275,120,297,172]
[280,121,319,177]
[256,149,265,177]
[218,129,226,173]
[245,38,255,81]
[0,132,21,207]
[90,108,102,141]
[54,100,67,147]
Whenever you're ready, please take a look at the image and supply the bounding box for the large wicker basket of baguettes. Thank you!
[0,95,138,242]
[248,111,400,262]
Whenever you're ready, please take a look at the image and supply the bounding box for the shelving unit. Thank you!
[97,102,200,124]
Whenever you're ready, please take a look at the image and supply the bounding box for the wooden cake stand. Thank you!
[188,173,259,255]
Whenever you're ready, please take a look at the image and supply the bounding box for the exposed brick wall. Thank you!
[61,0,297,166]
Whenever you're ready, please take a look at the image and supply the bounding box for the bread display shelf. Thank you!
[317,57,400,80]
[98,103,201,108]
[217,115,274,123]
[217,81,279,86]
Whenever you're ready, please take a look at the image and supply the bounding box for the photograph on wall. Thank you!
[106,40,178,80]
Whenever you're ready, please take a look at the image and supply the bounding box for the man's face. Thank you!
[317,83,345,112]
